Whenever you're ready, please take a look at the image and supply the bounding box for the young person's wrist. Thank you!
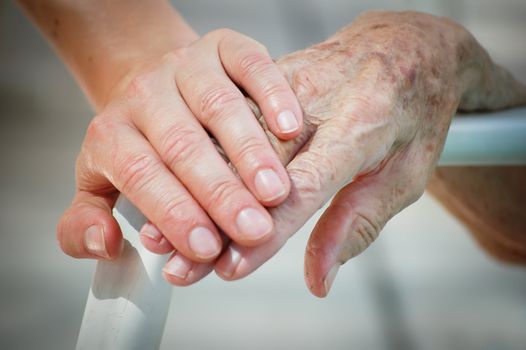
[83,20,199,110]
[17,0,199,110]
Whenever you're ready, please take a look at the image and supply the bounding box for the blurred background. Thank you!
[1,0,525,349]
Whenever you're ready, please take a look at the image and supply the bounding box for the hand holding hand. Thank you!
[165,11,526,295]
[57,29,303,266]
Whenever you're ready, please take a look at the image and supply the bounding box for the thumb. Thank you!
[304,161,424,298]
[57,190,123,260]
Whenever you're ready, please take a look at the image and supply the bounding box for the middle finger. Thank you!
[127,66,275,247]
[173,38,291,207]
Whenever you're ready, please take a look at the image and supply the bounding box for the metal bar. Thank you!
[76,197,171,350]
[75,108,526,350]
[440,108,526,165]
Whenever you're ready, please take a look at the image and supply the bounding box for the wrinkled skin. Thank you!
[161,11,526,297]
[56,28,304,264]
[428,166,526,264]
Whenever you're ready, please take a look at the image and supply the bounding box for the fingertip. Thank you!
[303,203,352,297]
[218,34,303,140]
[304,250,330,298]
[57,201,123,260]
[163,271,196,287]
[262,108,303,141]
[214,243,269,281]
[139,221,174,255]
[139,234,174,255]
[140,223,222,263]
[214,245,242,281]
[186,226,223,262]
[86,214,123,260]
[233,207,274,247]
[253,167,290,206]
[162,252,214,286]
[304,264,340,299]
[162,252,192,281]
[304,255,340,298]
[274,109,303,139]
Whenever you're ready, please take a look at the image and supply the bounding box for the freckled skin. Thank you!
[213,11,526,294]
[258,11,466,178]
[24,0,526,292]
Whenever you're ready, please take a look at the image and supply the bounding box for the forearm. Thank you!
[276,12,526,263]
[427,20,526,263]
[17,0,198,110]
[428,167,526,263]
[370,13,526,262]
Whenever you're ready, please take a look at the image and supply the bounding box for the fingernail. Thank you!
[254,168,286,202]
[277,110,299,133]
[140,222,162,242]
[323,264,340,296]
[188,226,221,259]
[163,254,192,280]
[236,207,273,240]
[221,245,241,278]
[84,225,109,258]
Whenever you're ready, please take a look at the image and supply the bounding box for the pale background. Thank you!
[1,0,525,349]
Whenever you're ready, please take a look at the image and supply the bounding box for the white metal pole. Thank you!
[440,109,526,165]
[76,196,170,350]
[75,108,526,350]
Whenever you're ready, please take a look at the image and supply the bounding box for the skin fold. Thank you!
[19,0,304,265]
[19,1,526,297]
[167,11,526,297]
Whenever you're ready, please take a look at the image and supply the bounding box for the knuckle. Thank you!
[289,150,339,195]
[86,114,114,141]
[231,136,268,165]
[114,153,160,194]
[292,67,319,97]
[203,178,241,209]
[124,74,154,103]
[289,163,325,204]
[260,82,291,101]
[159,124,203,167]
[238,52,273,80]
[199,86,242,125]
[74,150,103,190]
[157,195,197,228]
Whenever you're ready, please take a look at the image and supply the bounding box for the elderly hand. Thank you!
[163,11,526,294]
[56,29,303,265]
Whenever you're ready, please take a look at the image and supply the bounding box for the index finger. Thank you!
[218,30,303,140]
[214,120,372,279]
[216,106,396,279]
